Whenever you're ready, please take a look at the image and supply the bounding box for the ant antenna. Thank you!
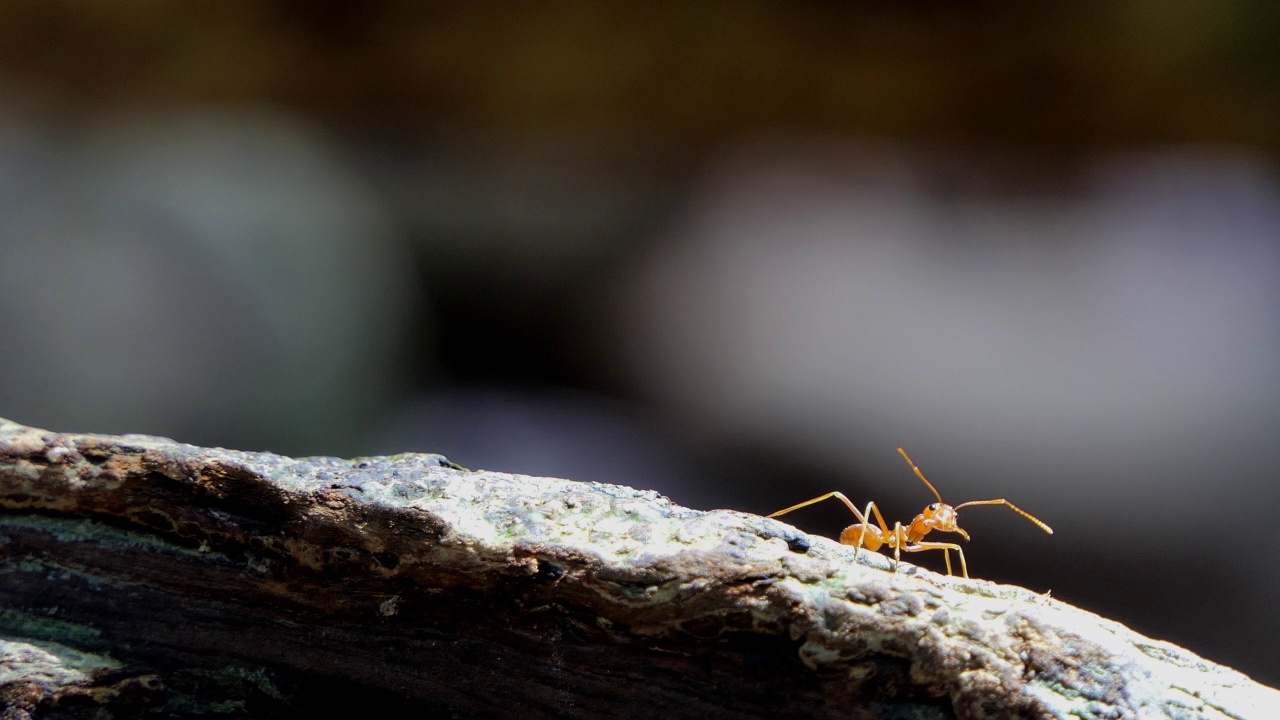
[896,447,943,504]
[898,447,1053,534]
[955,498,1054,535]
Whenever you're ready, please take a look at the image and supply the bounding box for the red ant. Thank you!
[768,447,1052,579]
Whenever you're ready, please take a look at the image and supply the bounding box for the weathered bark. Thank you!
[0,418,1274,719]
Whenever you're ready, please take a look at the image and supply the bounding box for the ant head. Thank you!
[921,502,969,539]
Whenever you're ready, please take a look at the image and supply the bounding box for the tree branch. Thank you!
[0,418,1274,719]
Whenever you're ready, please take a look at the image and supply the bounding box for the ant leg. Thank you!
[772,494,912,575]
[853,502,874,565]
[849,502,901,568]
[856,502,894,568]
[891,522,905,573]
[904,542,969,579]
[768,492,870,525]
[865,502,892,537]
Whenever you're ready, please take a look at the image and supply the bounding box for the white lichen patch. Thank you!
[0,639,91,687]
[379,595,400,617]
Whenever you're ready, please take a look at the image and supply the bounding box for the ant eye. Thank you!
[928,503,940,510]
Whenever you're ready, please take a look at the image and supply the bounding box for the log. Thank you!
[0,418,1274,719]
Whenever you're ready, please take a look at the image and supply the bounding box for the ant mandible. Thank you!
[767,447,1053,579]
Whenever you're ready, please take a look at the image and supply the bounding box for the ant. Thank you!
[767,447,1052,579]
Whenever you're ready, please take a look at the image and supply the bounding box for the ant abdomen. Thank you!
[840,523,884,551]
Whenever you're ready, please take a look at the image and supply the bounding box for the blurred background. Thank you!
[0,1,1277,686]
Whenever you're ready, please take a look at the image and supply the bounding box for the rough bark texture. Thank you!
[0,418,1274,719]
